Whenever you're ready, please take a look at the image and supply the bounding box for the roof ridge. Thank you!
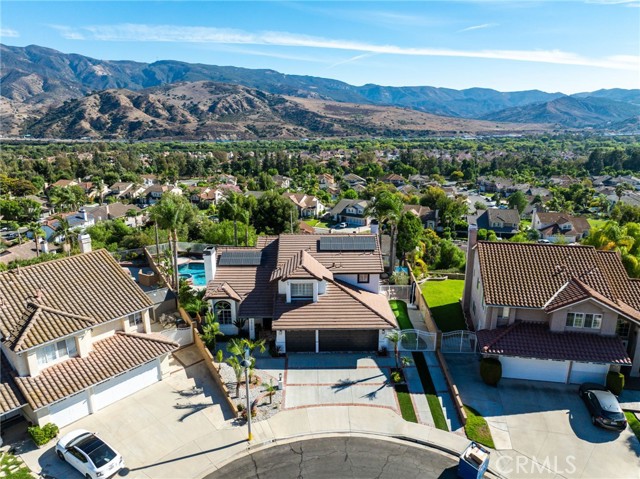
[1,249,108,277]
[332,280,396,327]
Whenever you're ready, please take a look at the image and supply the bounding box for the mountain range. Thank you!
[2,44,639,139]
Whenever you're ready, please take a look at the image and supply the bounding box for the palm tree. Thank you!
[367,191,403,274]
[385,329,407,370]
[225,355,244,397]
[262,380,277,405]
[52,214,71,256]
[149,193,194,289]
[226,337,266,357]
[201,311,224,351]
[28,222,45,257]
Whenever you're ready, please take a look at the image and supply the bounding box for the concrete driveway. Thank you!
[445,354,640,479]
[278,354,400,412]
[20,346,236,479]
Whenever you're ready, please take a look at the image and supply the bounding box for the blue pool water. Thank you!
[178,262,207,286]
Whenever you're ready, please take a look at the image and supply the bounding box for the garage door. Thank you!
[568,362,609,385]
[500,356,570,383]
[320,330,378,352]
[49,391,90,428]
[286,331,316,352]
[93,361,159,411]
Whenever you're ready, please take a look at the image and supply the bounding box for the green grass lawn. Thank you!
[1,452,33,479]
[625,411,640,440]
[389,300,413,330]
[395,385,418,423]
[464,405,495,449]
[412,352,449,431]
[421,280,467,332]
[303,219,329,228]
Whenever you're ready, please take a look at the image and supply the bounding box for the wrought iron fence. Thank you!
[440,331,478,353]
[396,329,437,351]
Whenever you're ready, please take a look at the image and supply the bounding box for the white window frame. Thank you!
[214,301,233,325]
[36,337,78,366]
[584,313,602,329]
[291,282,314,300]
[566,312,601,329]
[357,274,370,284]
[616,318,631,338]
[566,312,584,328]
[128,311,142,327]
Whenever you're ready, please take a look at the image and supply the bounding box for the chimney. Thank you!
[370,220,379,236]
[41,241,49,254]
[80,208,88,222]
[105,203,110,219]
[462,224,478,316]
[203,246,216,285]
[78,234,92,254]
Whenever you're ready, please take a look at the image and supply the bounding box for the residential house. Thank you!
[329,199,371,227]
[217,174,238,186]
[532,211,590,243]
[379,173,405,187]
[283,193,326,218]
[42,209,95,242]
[272,175,292,189]
[48,179,78,190]
[139,184,183,205]
[86,203,143,228]
[141,174,159,186]
[109,182,135,199]
[342,173,367,189]
[470,208,520,238]
[462,228,640,384]
[0,248,177,427]
[403,204,438,230]
[408,174,431,189]
[397,184,419,197]
[202,234,396,352]
[317,173,336,190]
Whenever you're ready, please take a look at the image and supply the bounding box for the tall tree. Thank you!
[367,191,403,273]
[507,190,527,214]
[253,191,298,235]
[396,212,423,260]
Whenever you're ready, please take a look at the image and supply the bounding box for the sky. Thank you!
[1,0,639,94]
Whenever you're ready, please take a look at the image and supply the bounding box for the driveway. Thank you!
[445,354,640,479]
[19,346,237,479]
[259,354,401,413]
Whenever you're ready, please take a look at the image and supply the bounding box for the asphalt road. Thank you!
[206,436,459,479]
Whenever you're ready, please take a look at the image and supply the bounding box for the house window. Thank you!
[566,312,601,329]
[291,282,314,300]
[36,337,78,366]
[214,301,233,325]
[616,318,631,338]
[357,274,370,284]
[128,311,142,327]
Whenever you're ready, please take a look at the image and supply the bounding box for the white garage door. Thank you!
[500,356,570,383]
[93,361,159,411]
[568,362,609,385]
[49,391,91,428]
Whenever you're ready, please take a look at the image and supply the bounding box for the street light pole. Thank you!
[241,347,253,441]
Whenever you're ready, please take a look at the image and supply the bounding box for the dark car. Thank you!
[578,383,627,431]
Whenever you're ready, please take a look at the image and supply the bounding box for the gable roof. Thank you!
[0,249,153,351]
[534,212,590,235]
[0,352,27,414]
[15,332,177,410]
[271,250,334,282]
[329,199,369,217]
[486,208,520,225]
[476,242,640,320]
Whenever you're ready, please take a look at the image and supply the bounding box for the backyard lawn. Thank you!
[421,280,467,332]
[588,218,609,229]
[389,300,413,330]
[303,219,329,228]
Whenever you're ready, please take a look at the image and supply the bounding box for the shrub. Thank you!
[28,422,59,446]
[606,371,625,395]
[480,357,502,386]
[391,371,402,383]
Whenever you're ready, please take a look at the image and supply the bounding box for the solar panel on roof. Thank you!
[219,251,263,266]
[319,236,376,251]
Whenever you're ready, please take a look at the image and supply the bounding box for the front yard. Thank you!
[303,219,329,228]
[421,279,466,332]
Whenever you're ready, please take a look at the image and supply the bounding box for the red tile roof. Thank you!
[15,332,178,410]
[477,322,631,365]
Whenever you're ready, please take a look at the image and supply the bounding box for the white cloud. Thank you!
[458,23,499,32]
[0,28,20,38]
[55,23,639,71]
[49,25,85,40]
[328,52,378,69]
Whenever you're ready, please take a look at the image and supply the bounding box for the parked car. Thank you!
[56,429,124,479]
[338,222,347,228]
[578,383,627,431]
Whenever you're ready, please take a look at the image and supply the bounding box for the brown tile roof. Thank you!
[535,212,590,235]
[15,332,177,410]
[298,221,315,234]
[276,234,383,274]
[270,250,333,282]
[0,250,153,351]
[0,352,26,414]
[273,280,397,330]
[477,322,631,365]
[205,282,242,302]
[283,193,319,209]
[203,239,279,318]
[476,242,618,309]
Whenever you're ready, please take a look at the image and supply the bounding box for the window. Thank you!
[291,282,314,299]
[566,312,601,329]
[36,338,77,366]
[617,318,631,338]
[128,311,142,327]
[357,274,370,284]
[214,301,232,325]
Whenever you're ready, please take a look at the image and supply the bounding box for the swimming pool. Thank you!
[178,262,207,286]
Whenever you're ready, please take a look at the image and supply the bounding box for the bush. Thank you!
[28,422,59,446]
[480,357,502,386]
[606,371,625,395]
[391,371,402,383]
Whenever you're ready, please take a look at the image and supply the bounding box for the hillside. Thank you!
[482,96,640,128]
[23,81,551,140]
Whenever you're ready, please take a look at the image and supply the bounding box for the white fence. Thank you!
[397,329,437,351]
[159,327,194,347]
[441,331,477,353]
[381,285,414,302]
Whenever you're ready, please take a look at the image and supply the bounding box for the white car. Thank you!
[56,429,124,479]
